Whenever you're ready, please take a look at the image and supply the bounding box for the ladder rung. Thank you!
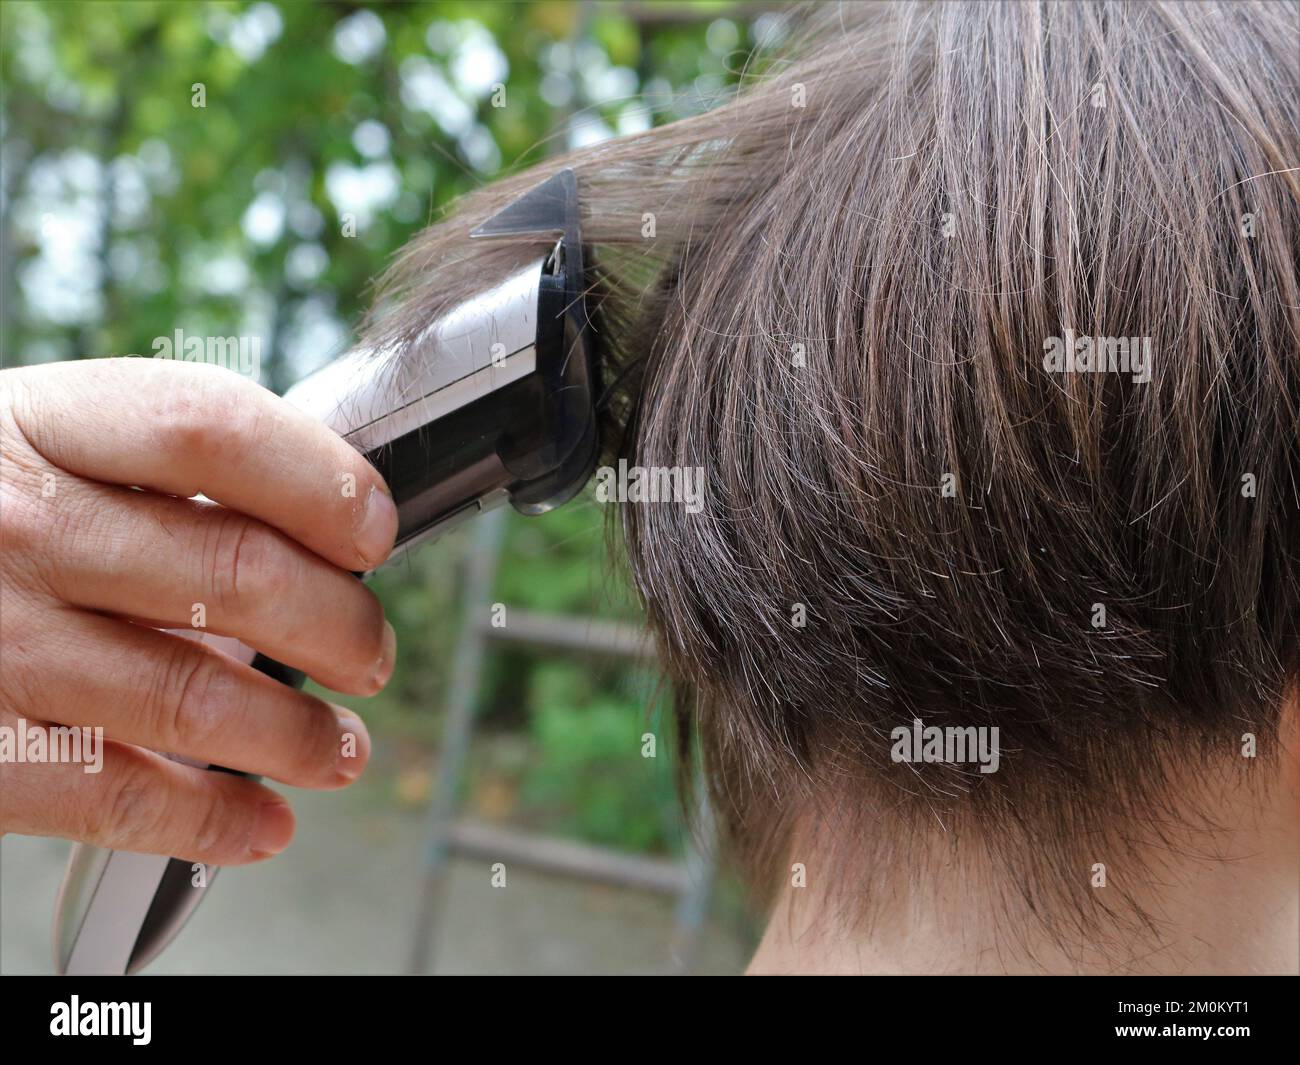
[477,609,656,660]
[446,820,690,895]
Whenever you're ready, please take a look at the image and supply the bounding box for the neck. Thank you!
[748,761,1299,975]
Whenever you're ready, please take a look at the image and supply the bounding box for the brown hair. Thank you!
[367,0,1299,944]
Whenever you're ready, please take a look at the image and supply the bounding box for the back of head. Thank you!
[370,0,1300,954]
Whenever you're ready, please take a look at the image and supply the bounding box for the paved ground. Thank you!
[1,780,750,976]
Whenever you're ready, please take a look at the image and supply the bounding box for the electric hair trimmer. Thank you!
[52,169,600,974]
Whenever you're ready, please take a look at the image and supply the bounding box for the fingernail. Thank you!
[371,620,396,692]
[249,801,295,858]
[354,484,398,569]
[334,706,371,783]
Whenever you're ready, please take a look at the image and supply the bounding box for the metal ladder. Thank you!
[406,507,718,974]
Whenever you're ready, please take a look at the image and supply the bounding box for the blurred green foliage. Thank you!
[0,0,777,856]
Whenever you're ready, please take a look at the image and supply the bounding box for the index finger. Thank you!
[11,357,397,572]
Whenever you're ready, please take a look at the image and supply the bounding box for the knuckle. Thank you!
[100,762,166,849]
[208,513,258,614]
[191,788,237,857]
[2,370,49,460]
[0,402,102,598]
[206,513,294,621]
[0,442,64,575]
[154,643,231,753]
[152,387,222,461]
[0,590,46,714]
[152,366,255,463]
[22,492,97,596]
[0,490,48,584]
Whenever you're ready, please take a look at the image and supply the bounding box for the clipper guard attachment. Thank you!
[471,168,600,512]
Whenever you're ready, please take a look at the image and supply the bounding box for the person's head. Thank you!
[369,0,1299,964]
